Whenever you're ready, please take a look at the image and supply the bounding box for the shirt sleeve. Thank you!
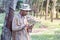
[12,16,25,31]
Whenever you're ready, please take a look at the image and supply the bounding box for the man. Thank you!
[12,4,34,40]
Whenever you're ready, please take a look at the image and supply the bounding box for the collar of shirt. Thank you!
[18,14,25,19]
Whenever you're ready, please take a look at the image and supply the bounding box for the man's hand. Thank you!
[25,24,34,29]
[25,24,34,33]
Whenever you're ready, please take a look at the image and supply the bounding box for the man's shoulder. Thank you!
[13,14,19,19]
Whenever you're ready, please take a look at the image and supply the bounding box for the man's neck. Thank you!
[19,13,25,18]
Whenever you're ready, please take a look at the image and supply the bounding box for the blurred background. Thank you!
[0,0,60,40]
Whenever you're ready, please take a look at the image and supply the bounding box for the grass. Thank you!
[0,13,5,35]
[33,22,41,28]
[41,20,60,28]
[0,26,2,35]
[31,34,60,40]
[31,14,60,40]
[0,13,5,24]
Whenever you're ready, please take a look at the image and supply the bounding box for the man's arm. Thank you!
[12,16,26,31]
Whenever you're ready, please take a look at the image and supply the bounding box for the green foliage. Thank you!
[33,23,41,28]
[43,0,47,8]
[31,34,60,40]
[0,13,5,24]
[16,1,23,10]
[0,13,5,35]
[0,25,2,35]
[32,0,36,4]
[57,0,60,3]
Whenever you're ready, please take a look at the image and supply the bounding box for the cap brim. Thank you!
[20,8,31,10]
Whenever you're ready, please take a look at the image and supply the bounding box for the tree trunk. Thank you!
[40,2,44,18]
[1,0,18,40]
[56,12,58,18]
[51,9,53,22]
[5,8,14,31]
[45,0,49,20]
[51,0,57,22]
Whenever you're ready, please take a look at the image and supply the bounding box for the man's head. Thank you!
[20,10,28,16]
[19,4,31,16]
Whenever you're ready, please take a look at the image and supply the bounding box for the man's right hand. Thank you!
[25,24,34,32]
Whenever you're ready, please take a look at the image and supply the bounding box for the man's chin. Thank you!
[22,15,27,16]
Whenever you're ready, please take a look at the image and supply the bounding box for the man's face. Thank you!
[20,10,28,16]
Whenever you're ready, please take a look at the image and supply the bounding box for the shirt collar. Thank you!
[18,13,25,18]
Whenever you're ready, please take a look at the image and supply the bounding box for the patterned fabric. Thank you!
[1,27,11,40]
[12,14,30,40]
